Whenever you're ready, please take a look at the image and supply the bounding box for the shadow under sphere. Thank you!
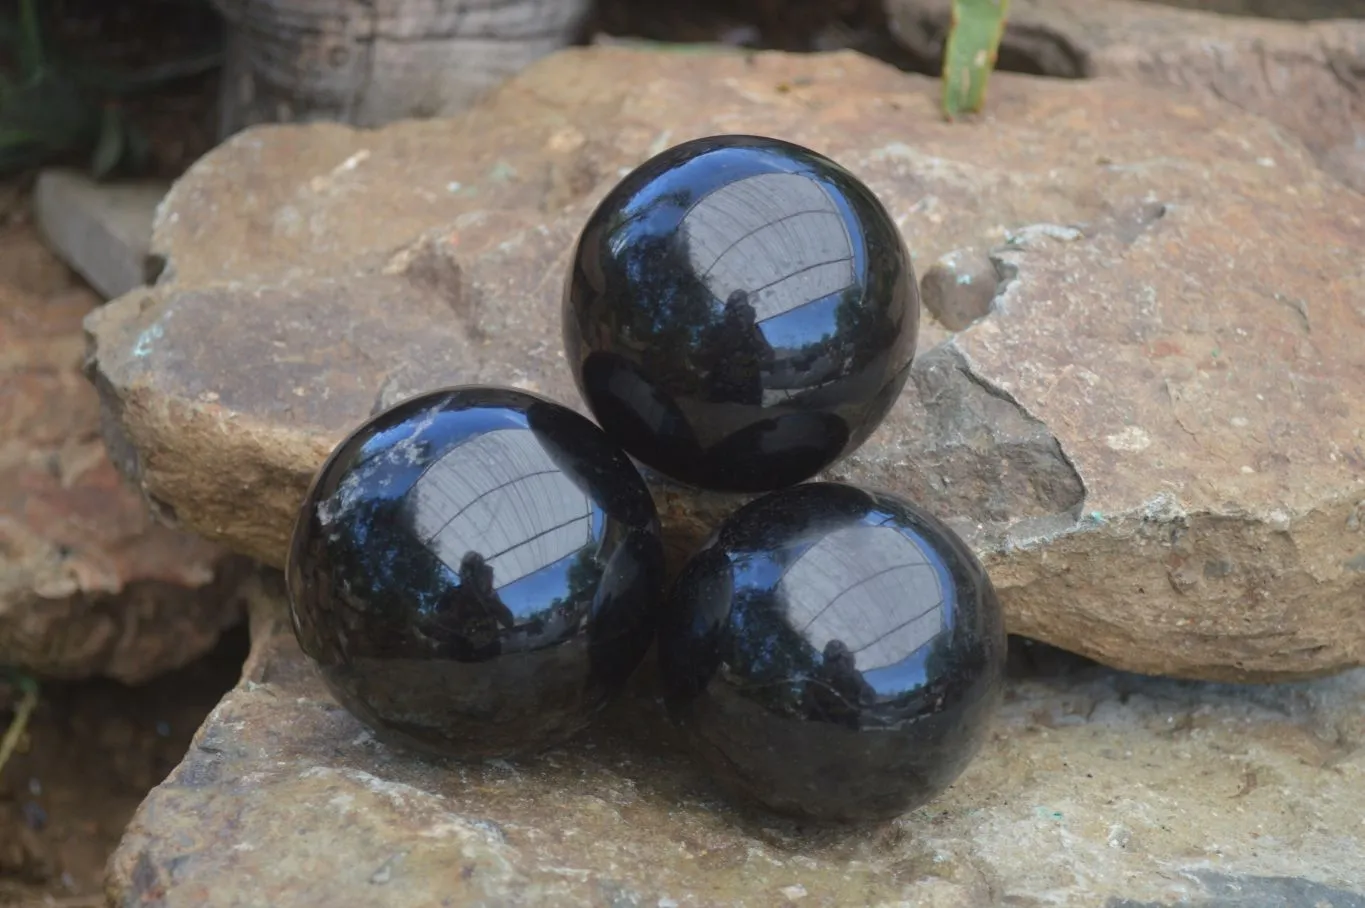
[563,135,920,493]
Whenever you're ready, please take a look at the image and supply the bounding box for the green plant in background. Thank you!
[0,669,38,780]
[941,0,1011,118]
[0,0,221,178]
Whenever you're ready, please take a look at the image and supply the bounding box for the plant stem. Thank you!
[18,0,44,78]
[0,676,39,779]
[941,0,1012,118]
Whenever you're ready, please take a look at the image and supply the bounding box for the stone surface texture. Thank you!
[887,0,1365,192]
[107,574,1365,907]
[1,220,245,683]
[33,169,167,300]
[84,47,1365,681]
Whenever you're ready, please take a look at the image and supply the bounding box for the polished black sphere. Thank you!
[657,482,1005,822]
[563,135,919,493]
[286,387,665,759]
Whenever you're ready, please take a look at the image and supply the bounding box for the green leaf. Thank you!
[0,670,39,780]
[0,72,102,175]
[0,125,45,146]
[0,19,21,55]
[84,50,224,96]
[941,0,1011,119]
[91,105,126,178]
[17,0,44,79]
[1,77,98,143]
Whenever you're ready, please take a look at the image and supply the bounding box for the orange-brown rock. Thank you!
[1,232,246,682]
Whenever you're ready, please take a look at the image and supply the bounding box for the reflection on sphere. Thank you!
[782,523,947,672]
[564,135,920,492]
[657,482,1004,821]
[408,428,595,592]
[682,172,857,325]
[286,387,665,760]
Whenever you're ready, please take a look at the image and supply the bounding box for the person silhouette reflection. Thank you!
[699,290,774,406]
[802,639,877,729]
[427,551,517,661]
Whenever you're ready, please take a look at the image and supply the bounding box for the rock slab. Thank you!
[887,0,1365,191]
[1,222,244,683]
[84,47,1365,680]
[108,574,1365,907]
[33,169,167,300]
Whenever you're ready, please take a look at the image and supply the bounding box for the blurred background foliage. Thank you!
[0,0,1014,181]
[0,0,221,178]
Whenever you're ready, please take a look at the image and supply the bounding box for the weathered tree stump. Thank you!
[212,0,592,137]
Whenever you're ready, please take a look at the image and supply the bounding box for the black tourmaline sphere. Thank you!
[658,482,1005,822]
[286,387,665,759]
[563,135,919,493]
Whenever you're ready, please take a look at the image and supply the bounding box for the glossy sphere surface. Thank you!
[658,482,1005,822]
[286,387,665,760]
[564,135,919,493]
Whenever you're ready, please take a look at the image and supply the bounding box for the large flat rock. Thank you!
[108,574,1365,907]
[0,226,246,683]
[84,47,1365,680]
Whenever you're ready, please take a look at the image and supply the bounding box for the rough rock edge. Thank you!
[940,261,1365,680]
[659,336,1365,679]
[2,555,253,684]
[991,491,1365,681]
[943,338,1087,529]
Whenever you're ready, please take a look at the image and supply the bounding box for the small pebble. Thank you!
[920,247,1000,330]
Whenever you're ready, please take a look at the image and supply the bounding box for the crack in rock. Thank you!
[856,343,1088,545]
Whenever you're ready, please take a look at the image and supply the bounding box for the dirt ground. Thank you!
[0,629,248,907]
[0,4,226,902]
[0,174,237,907]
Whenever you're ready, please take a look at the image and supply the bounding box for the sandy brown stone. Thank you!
[886,0,1365,191]
[106,575,1365,907]
[0,276,246,683]
[85,47,1365,680]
